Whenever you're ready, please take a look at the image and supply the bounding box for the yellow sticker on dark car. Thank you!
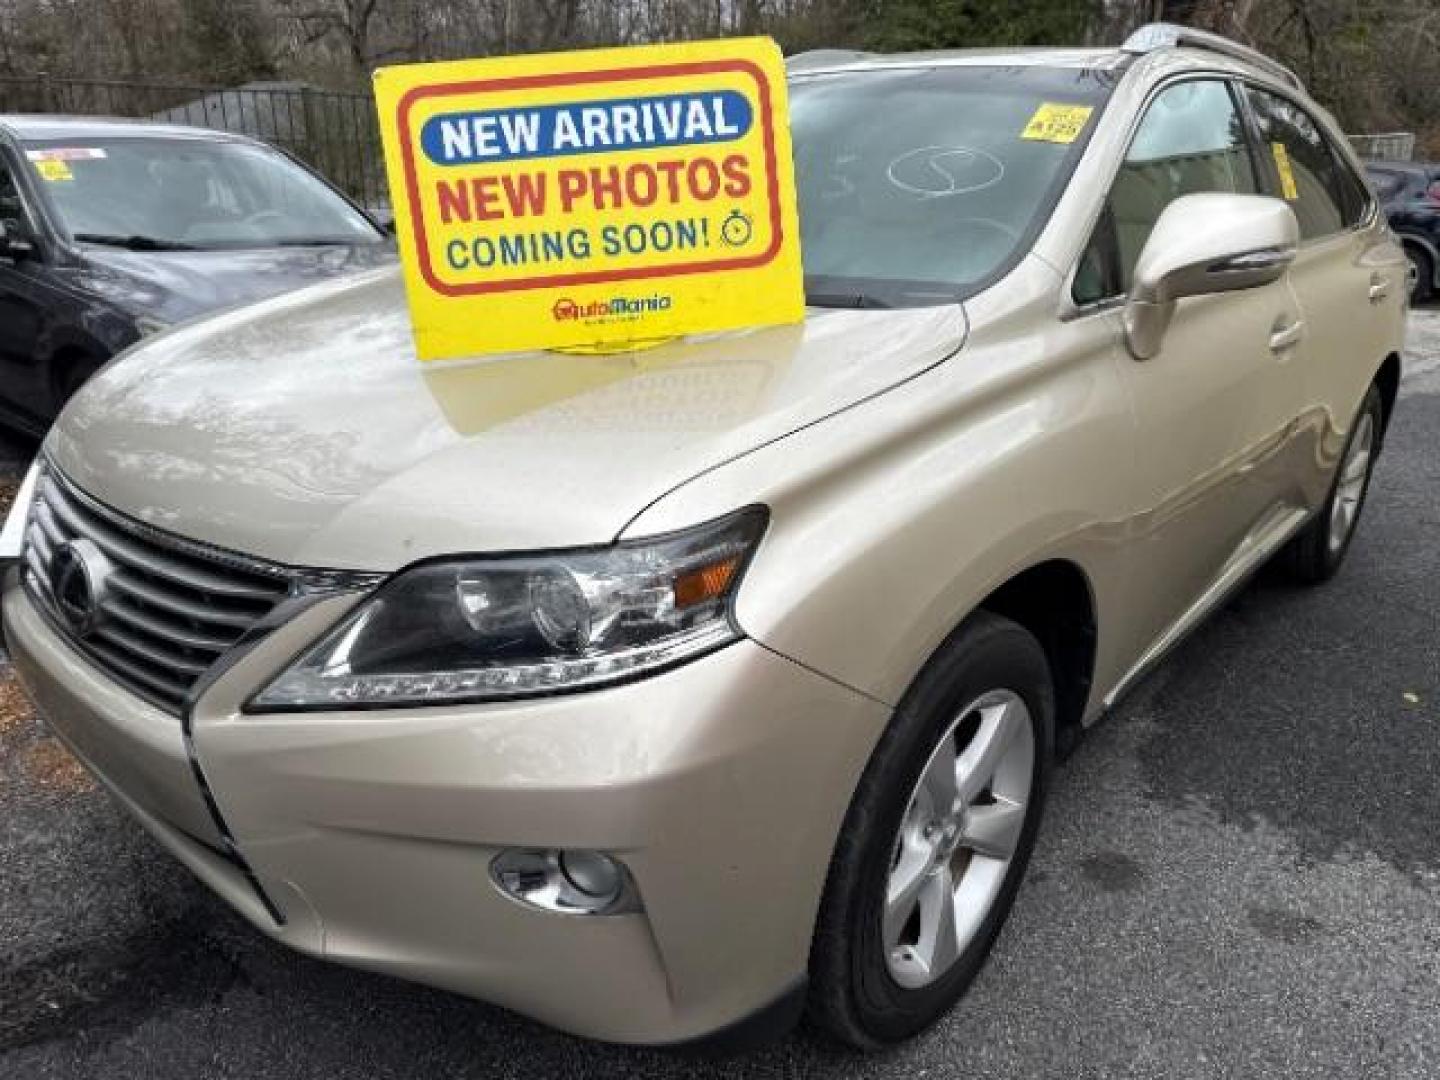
[1021,103,1094,144]
[35,159,73,182]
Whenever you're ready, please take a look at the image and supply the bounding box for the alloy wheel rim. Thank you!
[1328,412,1375,556]
[883,689,1034,989]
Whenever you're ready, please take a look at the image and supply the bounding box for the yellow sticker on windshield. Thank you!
[1271,141,1300,200]
[35,159,73,182]
[1021,103,1094,144]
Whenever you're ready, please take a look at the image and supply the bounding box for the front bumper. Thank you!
[2,572,888,1045]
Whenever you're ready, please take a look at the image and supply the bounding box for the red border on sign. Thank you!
[395,59,785,296]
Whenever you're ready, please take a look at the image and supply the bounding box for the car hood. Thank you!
[48,268,965,571]
[69,243,396,323]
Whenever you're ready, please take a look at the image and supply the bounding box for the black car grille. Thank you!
[21,466,294,713]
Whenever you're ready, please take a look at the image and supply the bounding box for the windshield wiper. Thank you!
[805,290,893,310]
[73,233,199,251]
[271,237,380,248]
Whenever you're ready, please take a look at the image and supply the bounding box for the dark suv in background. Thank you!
[0,116,394,437]
[1366,159,1440,302]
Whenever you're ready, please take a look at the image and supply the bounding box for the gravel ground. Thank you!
[0,429,32,665]
[0,434,26,506]
[1,311,1438,1078]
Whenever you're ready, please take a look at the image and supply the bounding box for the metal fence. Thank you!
[0,76,388,210]
[1349,131,1416,162]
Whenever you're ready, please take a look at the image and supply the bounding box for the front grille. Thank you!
[21,466,293,713]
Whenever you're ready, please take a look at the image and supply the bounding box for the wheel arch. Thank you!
[1374,351,1401,434]
[974,559,1098,759]
[1399,231,1434,259]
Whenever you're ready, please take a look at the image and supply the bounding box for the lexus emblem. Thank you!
[49,537,114,638]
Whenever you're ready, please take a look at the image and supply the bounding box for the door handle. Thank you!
[1269,317,1305,353]
[1369,273,1392,303]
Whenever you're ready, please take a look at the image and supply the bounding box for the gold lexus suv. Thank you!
[0,24,1407,1050]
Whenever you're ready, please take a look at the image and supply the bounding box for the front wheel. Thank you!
[807,612,1053,1048]
[1283,384,1384,584]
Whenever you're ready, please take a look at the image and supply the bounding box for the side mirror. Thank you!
[0,217,36,262]
[1124,193,1299,360]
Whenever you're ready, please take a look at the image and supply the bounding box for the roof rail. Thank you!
[785,49,875,72]
[1122,22,1303,91]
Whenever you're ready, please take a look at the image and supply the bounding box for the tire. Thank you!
[807,611,1054,1049]
[1406,246,1434,305]
[1283,384,1384,585]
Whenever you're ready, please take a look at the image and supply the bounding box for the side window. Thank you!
[0,158,24,224]
[1074,80,1258,304]
[1243,87,1362,239]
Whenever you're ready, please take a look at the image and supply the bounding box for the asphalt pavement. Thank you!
[1,315,1438,1078]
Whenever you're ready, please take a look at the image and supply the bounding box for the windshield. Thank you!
[23,137,382,250]
[790,65,1116,307]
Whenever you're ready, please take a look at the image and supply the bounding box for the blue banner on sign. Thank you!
[420,90,754,165]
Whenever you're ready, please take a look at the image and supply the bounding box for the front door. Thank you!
[1074,77,1307,661]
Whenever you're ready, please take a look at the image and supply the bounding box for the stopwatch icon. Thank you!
[720,210,753,248]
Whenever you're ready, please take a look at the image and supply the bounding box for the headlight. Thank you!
[249,507,767,710]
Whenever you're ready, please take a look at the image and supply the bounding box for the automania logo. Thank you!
[551,294,673,321]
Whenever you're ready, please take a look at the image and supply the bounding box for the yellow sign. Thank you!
[1021,103,1094,145]
[374,38,805,360]
[35,159,73,182]
[1271,141,1300,201]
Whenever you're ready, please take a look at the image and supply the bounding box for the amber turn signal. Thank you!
[673,556,740,608]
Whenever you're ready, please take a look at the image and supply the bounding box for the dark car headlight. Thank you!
[250,508,767,710]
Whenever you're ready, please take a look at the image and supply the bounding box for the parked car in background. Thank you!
[0,25,1407,1051]
[1365,159,1440,302]
[0,116,394,437]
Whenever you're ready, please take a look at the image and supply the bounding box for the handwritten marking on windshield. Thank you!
[886,146,1005,199]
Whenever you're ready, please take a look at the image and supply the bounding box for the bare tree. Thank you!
[276,0,386,74]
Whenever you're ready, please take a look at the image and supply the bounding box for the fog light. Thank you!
[559,850,622,899]
[491,848,640,916]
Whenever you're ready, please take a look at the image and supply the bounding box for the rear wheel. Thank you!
[1406,246,1434,305]
[807,612,1053,1048]
[1284,384,1384,584]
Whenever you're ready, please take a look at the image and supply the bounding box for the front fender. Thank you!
[624,258,1137,717]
